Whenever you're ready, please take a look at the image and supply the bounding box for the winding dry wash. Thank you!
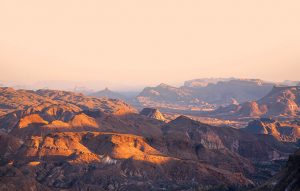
[1,1,300,191]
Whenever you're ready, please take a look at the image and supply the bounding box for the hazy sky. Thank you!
[0,0,300,90]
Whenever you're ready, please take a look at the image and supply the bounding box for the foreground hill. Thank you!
[213,86,300,118]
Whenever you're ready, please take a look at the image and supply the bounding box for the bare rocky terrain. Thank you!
[0,86,299,191]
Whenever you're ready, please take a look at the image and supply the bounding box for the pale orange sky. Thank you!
[0,0,300,89]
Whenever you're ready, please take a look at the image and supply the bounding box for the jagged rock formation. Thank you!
[140,108,166,121]
[244,118,300,142]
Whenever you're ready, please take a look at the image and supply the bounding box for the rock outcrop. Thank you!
[140,108,166,121]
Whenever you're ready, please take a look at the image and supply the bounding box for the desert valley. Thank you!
[0,78,299,191]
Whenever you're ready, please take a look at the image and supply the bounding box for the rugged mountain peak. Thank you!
[139,108,166,121]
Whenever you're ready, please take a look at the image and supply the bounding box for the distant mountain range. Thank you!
[2,78,300,119]
[136,79,275,110]
[31,78,298,117]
